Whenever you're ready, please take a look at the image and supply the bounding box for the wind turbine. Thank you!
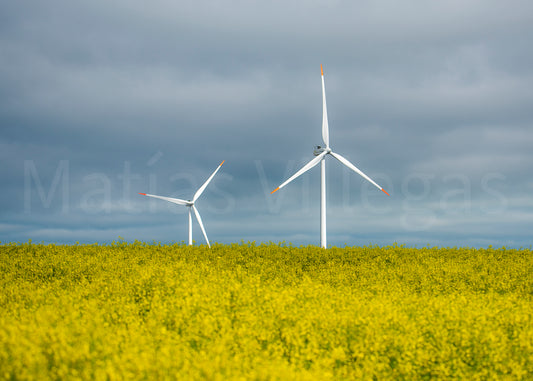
[139,160,225,247]
[271,65,389,248]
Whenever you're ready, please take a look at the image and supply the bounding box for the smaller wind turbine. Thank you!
[139,160,224,247]
[271,65,389,248]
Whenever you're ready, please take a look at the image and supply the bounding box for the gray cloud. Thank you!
[1,0,532,247]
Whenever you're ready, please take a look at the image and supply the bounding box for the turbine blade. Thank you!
[271,151,327,194]
[193,160,225,202]
[329,152,389,195]
[192,205,210,248]
[138,193,189,205]
[321,64,329,148]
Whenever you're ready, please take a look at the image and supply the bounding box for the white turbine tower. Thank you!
[271,65,389,248]
[139,160,225,247]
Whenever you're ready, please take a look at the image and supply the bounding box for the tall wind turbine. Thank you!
[271,65,389,248]
[139,160,224,247]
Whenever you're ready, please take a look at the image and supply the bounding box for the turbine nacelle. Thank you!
[313,145,330,156]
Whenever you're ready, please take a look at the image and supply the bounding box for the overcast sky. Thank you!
[1,0,532,248]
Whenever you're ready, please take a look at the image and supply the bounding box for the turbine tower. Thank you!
[271,65,389,248]
[139,160,224,247]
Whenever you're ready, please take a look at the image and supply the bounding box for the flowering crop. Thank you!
[0,242,532,380]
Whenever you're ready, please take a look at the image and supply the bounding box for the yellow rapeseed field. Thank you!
[0,241,532,380]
